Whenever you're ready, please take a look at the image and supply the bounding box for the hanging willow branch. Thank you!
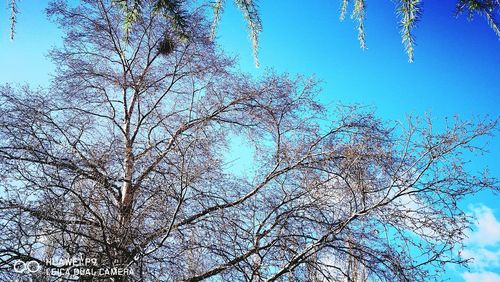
[115,0,141,41]
[352,0,367,50]
[456,0,500,38]
[5,0,499,64]
[115,0,261,65]
[398,0,422,63]
[115,0,190,42]
[153,0,190,40]
[211,0,225,40]
[115,0,263,66]
[340,0,350,20]
[233,0,262,67]
[9,0,18,40]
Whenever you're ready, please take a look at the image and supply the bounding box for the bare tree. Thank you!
[0,1,498,281]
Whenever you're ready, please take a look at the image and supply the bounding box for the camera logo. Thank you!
[13,260,41,273]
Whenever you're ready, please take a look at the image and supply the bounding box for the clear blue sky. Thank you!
[1,0,499,281]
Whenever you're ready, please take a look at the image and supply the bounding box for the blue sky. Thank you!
[1,0,499,281]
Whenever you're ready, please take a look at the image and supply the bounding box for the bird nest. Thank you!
[158,36,175,55]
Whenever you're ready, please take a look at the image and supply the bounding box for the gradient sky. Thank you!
[1,0,499,281]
